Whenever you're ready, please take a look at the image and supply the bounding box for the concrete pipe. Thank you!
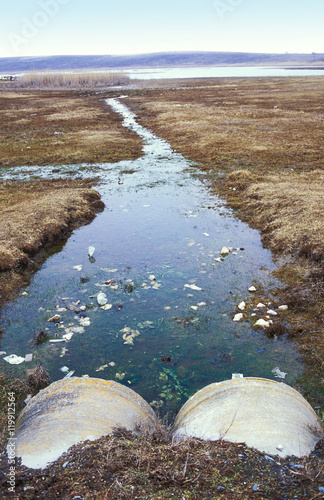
[172,377,323,458]
[14,377,159,469]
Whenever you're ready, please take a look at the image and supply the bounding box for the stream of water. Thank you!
[0,98,302,416]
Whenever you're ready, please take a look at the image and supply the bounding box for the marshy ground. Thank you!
[0,77,323,499]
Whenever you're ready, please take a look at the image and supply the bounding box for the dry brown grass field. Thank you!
[0,91,142,167]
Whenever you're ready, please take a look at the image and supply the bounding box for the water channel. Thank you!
[0,98,302,417]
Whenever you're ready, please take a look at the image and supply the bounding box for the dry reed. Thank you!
[13,71,130,88]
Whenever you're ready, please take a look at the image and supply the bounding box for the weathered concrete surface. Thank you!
[14,377,158,469]
[172,377,323,458]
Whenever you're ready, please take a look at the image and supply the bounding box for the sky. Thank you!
[0,0,323,58]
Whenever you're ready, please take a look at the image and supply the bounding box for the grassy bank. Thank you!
[0,179,104,308]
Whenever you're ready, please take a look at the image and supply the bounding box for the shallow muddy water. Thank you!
[0,98,302,416]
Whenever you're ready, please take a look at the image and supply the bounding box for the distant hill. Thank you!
[0,51,323,73]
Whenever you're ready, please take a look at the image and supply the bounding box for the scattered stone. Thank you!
[109,361,116,367]
[278,305,288,311]
[238,301,246,311]
[148,274,156,281]
[256,303,266,309]
[214,257,223,263]
[267,309,278,316]
[252,484,260,492]
[249,286,257,292]
[254,319,270,328]
[97,292,108,306]
[233,313,243,322]
[79,305,87,312]
[220,246,230,256]
[190,306,198,311]
[48,314,61,323]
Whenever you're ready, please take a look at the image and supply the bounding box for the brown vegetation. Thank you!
[0,91,142,168]
[10,71,130,89]
[0,179,103,307]
[0,427,323,499]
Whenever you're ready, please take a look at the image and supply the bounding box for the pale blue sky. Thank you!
[0,0,323,58]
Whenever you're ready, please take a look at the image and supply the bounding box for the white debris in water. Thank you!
[184,284,203,291]
[62,331,74,341]
[148,275,156,281]
[78,317,91,326]
[164,306,171,311]
[73,265,83,272]
[197,302,207,307]
[60,366,70,373]
[96,364,108,372]
[88,246,95,257]
[190,306,198,311]
[233,313,243,322]
[3,354,25,365]
[97,292,108,306]
[203,233,210,237]
[272,367,287,379]
[100,304,113,311]
[214,257,223,263]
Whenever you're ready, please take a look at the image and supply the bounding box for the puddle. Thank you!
[0,98,302,417]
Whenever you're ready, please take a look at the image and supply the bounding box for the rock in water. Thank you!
[220,246,230,256]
